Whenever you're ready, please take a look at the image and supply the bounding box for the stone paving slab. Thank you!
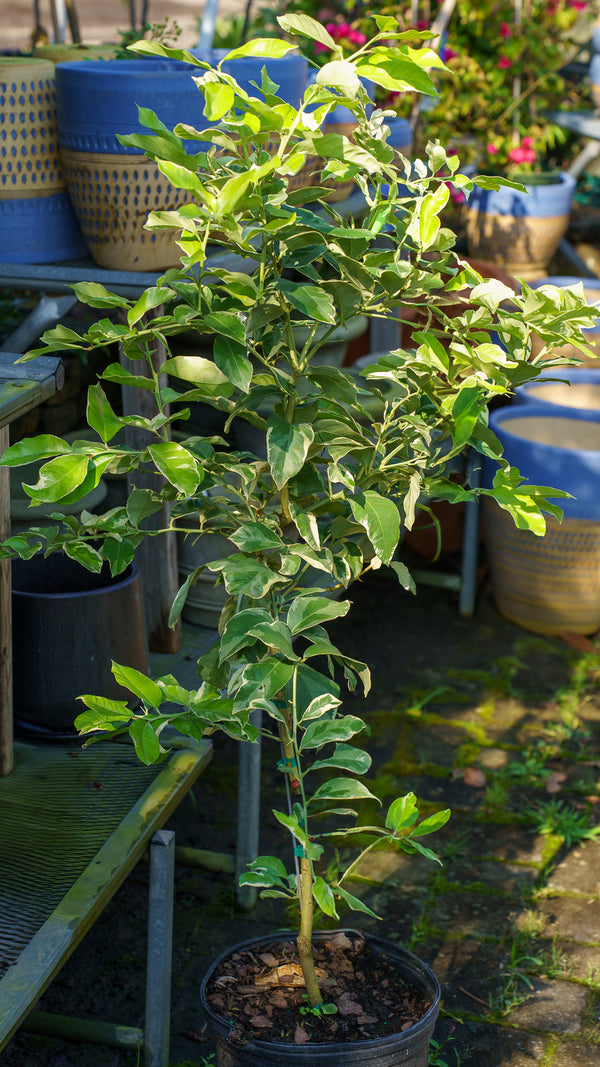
[552,1040,600,1065]
[508,978,590,1034]
[547,841,600,894]
[538,895,600,941]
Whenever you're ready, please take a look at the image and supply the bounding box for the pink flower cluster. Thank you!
[507,136,536,165]
[314,21,367,53]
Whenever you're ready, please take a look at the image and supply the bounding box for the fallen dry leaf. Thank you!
[294,1025,311,1044]
[559,632,598,653]
[337,992,364,1015]
[256,962,327,987]
[258,952,278,967]
[464,766,487,788]
[545,770,567,794]
[249,1015,271,1028]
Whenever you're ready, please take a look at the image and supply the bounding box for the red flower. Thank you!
[498,56,512,69]
[500,22,512,37]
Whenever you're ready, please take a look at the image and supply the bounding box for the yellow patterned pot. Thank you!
[465,172,576,281]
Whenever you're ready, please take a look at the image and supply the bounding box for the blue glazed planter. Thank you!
[55,58,212,269]
[514,367,600,411]
[590,53,600,105]
[465,171,576,280]
[483,404,600,634]
[0,56,86,262]
[192,49,308,108]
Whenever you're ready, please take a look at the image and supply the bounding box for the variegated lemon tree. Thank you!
[1,14,595,1008]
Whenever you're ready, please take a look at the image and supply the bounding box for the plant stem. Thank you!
[297,857,323,1007]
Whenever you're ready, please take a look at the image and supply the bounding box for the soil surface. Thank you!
[2,561,600,1067]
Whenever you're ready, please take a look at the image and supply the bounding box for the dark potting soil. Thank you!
[204,930,432,1046]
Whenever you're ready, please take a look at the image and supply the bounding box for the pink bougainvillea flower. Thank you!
[500,22,512,37]
[416,19,430,30]
[498,56,512,69]
[521,136,534,148]
[568,0,587,8]
[314,41,330,53]
[347,29,367,45]
[442,46,459,61]
[508,144,536,164]
[486,143,498,155]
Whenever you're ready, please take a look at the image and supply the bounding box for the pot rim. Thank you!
[200,927,441,1053]
[12,560,140,600]
[491,403,600,457]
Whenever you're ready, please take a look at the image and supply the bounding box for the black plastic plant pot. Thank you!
[200,930,441,1067]
[11,554,148,738]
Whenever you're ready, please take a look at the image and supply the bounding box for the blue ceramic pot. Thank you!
[483,404,600,634]
[0,56,86,262]
[590,52,600,104]
[514,367,600,412]
[465,171,576,280]
[192,49,308,108]
[486,403,600,520]
[55,58,210,269]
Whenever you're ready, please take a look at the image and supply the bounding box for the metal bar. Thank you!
[0,295,77,355]
[174,845,235,873]
[235,708,262,909]
[0,742,211,1051]
[145,830,175,1067]
[459,449,481,618]
[21,1012,143,1048]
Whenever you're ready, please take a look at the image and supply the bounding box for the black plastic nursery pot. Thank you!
[200,929,441,1067]
[11,554,148,738]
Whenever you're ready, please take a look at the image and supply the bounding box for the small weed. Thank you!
[531,799,600,848]
[515,908,547,938]
[429,1030,463,1066]
[491,934,546,1015]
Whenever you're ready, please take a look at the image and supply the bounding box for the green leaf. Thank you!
[316,60,359,96]
[230,521,284,553]
[412,808,451,837]
[213,335,252,393]
[75,696,132,733]
[313,876,338,918]
[385,793,419,832]
[278,13,338,52]
[310,743,371,775]
[215,171,252,215]
[350,491,400,565]
[210,554,283,599]
[390,560,416,593]
[224,37,299,60]
[163,356,234,397]
[70,282,130,309]
[335,884,380,919]
[126,488,164,527]
[220,608,273,660]
[63,542,103,572]
[203,312,246,345]
[111,664,164,707]
[148,441,202,495]
[301,715,365,750]
[87,383,123,444]
[203,80,235,120]
[129,719,163,765]
[127,286,174,327]
[310,778,378,804]
[0,434,70,466]
[23,454,90,503]
[287,595,349,635]
[103,537,136,576]
[267,416,314,489]
[278,281,336,324]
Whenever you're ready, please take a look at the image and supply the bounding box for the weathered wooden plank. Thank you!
[0,424,12,778]
[0,354,64,383]
[120,318,181,654]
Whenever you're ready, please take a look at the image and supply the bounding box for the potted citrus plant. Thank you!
[1,14,596,1063]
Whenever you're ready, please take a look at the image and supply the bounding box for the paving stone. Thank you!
[538,895,600,942]
[447,1022,547,1065]
[478,825,550,867]
[543,940,600,981]
[445,855,537,894]
[547,841,600,895]
[552,1040,600,1065]
[428,890,517,940]
[508,978,589,1033]
[429,937,505,1010]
